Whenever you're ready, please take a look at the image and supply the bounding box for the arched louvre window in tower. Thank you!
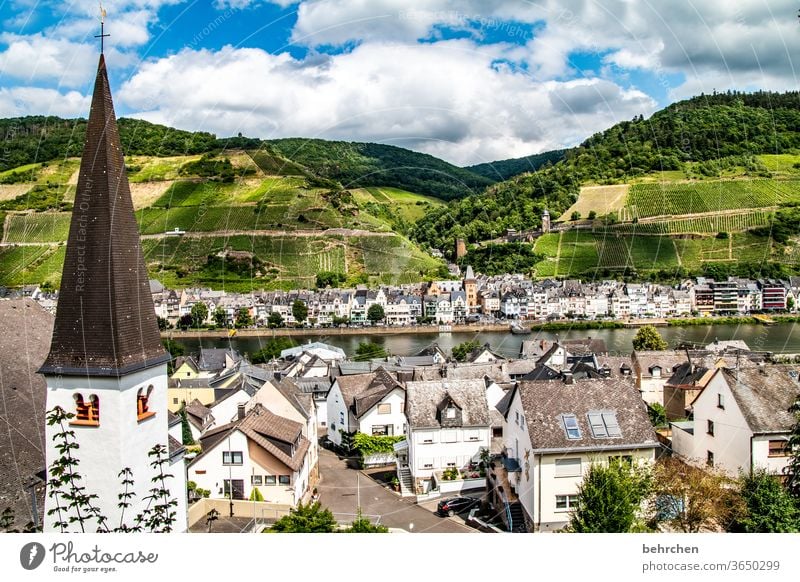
[72,394,100,426]
[137,385,155,421]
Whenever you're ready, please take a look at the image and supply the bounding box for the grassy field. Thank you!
[354,187,446,222]
[558,184,629,221]
[758,154,800,175]
[126,155,200,182]
[627,178,800,218]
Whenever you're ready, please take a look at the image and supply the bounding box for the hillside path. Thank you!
[140,228,396,239]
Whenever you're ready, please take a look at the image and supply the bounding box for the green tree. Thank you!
[647,403,667,427]
[367,304,385,324]
[652,458,741,533]
[632,325,669,351]
[452,339,481,362]
[268,311,284,328]
[213,307,227,328]
[267,501,336,533]
[249,487,264,502]
[179,406,194,445]
[235,307,253,328]
[571,211,581,221]
[569,459,651,532]
[157,316,169,331]
[250,338,297,364]
[190,302,208,328]
[342,508,389,533]
[292,300,308,324]
[732,469,799,532]
[588,210,597,220]
[354,341,387,361]
[316,271,345,288]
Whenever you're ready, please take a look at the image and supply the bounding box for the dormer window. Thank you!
[446,406,456,419]
[71,393,100,426]
[137,385,155,422]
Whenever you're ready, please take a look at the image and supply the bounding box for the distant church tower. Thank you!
[541,209,551,233]
[38,50,186,531]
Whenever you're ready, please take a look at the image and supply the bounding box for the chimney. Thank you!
[237,404,246,420]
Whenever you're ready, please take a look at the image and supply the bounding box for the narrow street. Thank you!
[316,448,476,533]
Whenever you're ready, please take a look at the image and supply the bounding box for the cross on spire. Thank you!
[95,4,109,53]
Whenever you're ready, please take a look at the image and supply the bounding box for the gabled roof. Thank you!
[521,365,561,382]
[198,348,240,371]
[719,367,800,434]
[514,378,658,453]
[335,369,403,419]
[466,343,506,363]
[405,379,490,428]
[39,55,167,376]
[192,404,309,471]
[173,356,199,373]
[184,399,215,431]
[270,377,315,419]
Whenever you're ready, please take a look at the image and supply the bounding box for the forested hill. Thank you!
[411,89,800,254]
[466,149,566,181]
[566,90,800,183]
[0,116,218,172]
[0,117,493,201]
[266,138,494,200]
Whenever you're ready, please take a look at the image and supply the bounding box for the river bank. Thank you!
[161,315,783,340]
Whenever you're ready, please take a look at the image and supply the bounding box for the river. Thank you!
[172,322,800,359]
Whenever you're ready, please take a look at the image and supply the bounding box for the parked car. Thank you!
[436,496,479,517]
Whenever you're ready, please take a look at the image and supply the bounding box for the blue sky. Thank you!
[0,1,797,165]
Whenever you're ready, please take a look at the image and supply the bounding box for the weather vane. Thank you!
[95,3,109,54]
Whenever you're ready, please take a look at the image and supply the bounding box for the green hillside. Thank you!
[267,138,493,200]
[412,90,800,280]
[466,149,566,181]
[0,149,447,290]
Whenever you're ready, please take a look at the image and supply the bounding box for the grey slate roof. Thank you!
[0,299,51,529]
[39,55,168,376]
[515,377,658,453]
[335,369,402,419]
[198,348,240,372]
[721,366,800,434]
[405,379,491,428]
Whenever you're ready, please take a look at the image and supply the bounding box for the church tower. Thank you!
[541,209,551,233]
[38,51,186,531]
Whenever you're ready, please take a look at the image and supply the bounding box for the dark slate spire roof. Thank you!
[39,55,168,377]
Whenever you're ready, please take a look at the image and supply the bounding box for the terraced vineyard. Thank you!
[534,231,766,278]
[0,150,446,289]
[608,210,774,235]
[4,213,72,243]
[627,179,800,218]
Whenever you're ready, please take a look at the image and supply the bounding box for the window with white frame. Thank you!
[442,429,458,443]
[446,406,456,419]
[377,403,391,415]
[465,430,481,442]
[555,494,579,511]
[562,414,581,440]
[222,451,243,465]
[554,458,582,478]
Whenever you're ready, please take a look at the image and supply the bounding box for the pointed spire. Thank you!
[39,55,167,376]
